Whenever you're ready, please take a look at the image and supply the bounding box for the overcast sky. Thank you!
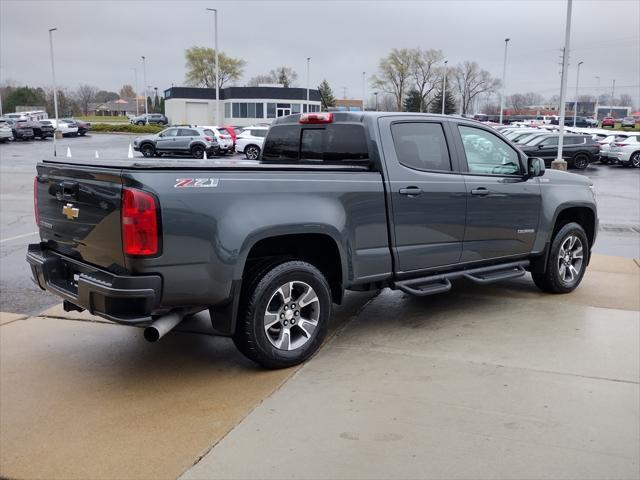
[1,0,639,106]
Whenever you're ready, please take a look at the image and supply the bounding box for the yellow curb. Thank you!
[589,254,640,275]
[0,312,27,326]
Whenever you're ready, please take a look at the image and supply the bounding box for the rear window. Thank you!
[251,129,267,138]
[262,124,369,164]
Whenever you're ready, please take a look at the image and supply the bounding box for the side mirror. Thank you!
[537,143,544,149]
[525,157,545,179]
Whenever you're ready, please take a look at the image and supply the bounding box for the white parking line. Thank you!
[0,231,38,243]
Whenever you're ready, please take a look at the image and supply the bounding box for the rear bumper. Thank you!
[27,243,162,324]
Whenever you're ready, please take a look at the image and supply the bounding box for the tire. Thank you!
[140,143,155,158]
[532,222,589,294]
[572,154,589,170]
[600,157,609,164]
[191,144,205,159]
[630,152,640,168]
[245,145,261,160]
[137,121,144,126]
[233,260,332,369]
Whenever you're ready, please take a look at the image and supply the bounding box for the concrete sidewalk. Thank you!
[183,255,640,480]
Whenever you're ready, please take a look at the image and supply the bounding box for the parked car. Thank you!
[0,120,13,142]
[218,126,239,147]
[200,126,234,154]
[28,112,598,368]
[596,134,619,163]
[601,117,616,128]
[130,113,168,126]
[2,118,34,140]
[31,120,54,140]
[47,119,79,137]
[550,117,593,128]
[516,132,555,146]
[235,126,268,159]
[621,116,637,128]
[133,126,219,158]
[63,118,91,135]
[519,133,599,169]
[609,134,640,167]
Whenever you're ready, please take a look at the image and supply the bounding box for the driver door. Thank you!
[454,124,541,262]
[155,128,179,152]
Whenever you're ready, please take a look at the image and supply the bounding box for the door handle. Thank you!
[471,187,490,196]
[399,187,423,196]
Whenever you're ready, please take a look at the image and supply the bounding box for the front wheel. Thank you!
[630,152,640,168]
[140,143,155,158]
[233,260,332,369]
[245,145,261,160]
[136,121,144,126]
[191,144,205,159]
[532,222,589,294]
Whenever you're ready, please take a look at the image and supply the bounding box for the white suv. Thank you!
[201,126,234,154]
[610,134,640,167]
[235,126,268,159]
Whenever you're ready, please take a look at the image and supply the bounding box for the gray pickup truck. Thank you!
[28,112,597,368]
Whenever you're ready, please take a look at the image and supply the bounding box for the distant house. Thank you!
[89,97,145,116]
[332,99,364,111]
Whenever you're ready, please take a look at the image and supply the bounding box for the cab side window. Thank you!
[458,125,521,175]
[161,128,178,138]
[391,122,452,172]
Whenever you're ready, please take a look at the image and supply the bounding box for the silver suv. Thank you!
[133,126,219,158]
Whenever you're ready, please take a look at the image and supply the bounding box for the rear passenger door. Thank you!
[453,124,541,262]
[378,117,467,273]
[176,128,197,151]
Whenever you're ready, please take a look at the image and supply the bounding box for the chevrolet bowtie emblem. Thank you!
[62,203,79,220]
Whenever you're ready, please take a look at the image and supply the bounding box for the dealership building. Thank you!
[164,86,322,126]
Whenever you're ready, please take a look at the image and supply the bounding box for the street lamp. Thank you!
[594,75,600,121]
[131,67,139,115]
[141,56,148,124]
[441,60,448,115]
[499,38,510,125]
[554,0,573,171]
[573,60,583,127]
[306,57,310,112]
[48,27,59,157]
[206,8,220,124]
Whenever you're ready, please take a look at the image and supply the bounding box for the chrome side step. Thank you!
[394,260,529,297]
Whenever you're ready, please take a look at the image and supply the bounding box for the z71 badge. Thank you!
[174,178,219,188]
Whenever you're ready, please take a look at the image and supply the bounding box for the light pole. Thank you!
[441,60,448,115]
[206,8,220,124]
[48,27,59,157]
[131,67,139,115]
[141,56,148,124]
[374,92,379,111]
[499,38,510,125]
[573,61,583,126]
[362,71,366,111]
[610,79,615,116]
[306,57,310,112]
[554,0,573,171]
[594,75,600,121]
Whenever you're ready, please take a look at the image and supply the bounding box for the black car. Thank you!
[130,113,168,126]
[63,118,91,135]
[550,117,594,128]
[32,120,54,140]
[2,118,35,140]
[519,134,599,169]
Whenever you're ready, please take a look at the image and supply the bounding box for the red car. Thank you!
[219,126,240,147]
[601,117,616,128]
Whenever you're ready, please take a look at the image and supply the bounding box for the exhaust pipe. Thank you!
[144,311,185,342]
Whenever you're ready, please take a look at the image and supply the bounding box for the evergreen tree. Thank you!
[429,84,456,115]
[403,89,424,112]
[159,97,165,114]
[318,79,336,108]
[147,96,153,114]
[153,95,160,113]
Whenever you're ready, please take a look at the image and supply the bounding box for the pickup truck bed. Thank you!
[28,112,597,368]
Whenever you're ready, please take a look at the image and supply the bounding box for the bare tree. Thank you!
[371,48,413,111]
[119,84,136,99]
[451,61,500,115]
[508,92,543,112]
[74,84,98,115]
[619,93,633,106]
[410,48,443,112]
[268,67,298,87]
[247,74,276,86]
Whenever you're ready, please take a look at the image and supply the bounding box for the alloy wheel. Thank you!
[557,235,584,283]
[246,147,260,160]
[631,153,640,168]
[263,281,320,351]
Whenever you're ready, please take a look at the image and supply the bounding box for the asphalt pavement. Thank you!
[0,133,639,316]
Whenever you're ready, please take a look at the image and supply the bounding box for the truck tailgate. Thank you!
[36,163,125,270]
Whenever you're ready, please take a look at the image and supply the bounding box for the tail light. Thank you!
[33,177,39,226]
[300,112,333,124]
[614,143,628,147]
[204,136,213,142]
[121,188,159,256]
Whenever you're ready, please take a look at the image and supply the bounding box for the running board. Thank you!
[394,260,529,297]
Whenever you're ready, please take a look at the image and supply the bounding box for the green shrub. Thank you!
[91,123,164,134]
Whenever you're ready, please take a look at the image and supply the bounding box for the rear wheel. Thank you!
[572,154,589,170]
[532,222,588,294]
[136,121,144,126]
[191,144,205,159]
[631,152,640,168]
[233,260,331,369]
[140,143,155,158]
[245,145,261,160]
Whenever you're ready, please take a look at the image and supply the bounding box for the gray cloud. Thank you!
[1,0,638,105]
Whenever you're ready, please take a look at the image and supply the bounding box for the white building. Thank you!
[164,86,322,127]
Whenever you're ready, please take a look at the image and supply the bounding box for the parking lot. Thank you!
[1,133,639,479]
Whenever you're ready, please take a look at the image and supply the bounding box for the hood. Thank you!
[542,168,592,186]
[134,134,157,142]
